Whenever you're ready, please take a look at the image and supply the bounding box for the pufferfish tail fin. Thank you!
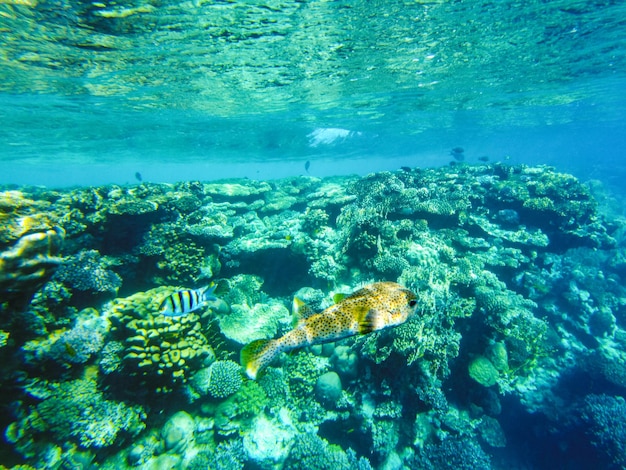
[358,308,387,334]
[240,339,279,380]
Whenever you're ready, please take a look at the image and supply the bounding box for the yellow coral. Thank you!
[107,287,216,393]
[0,227,65,294]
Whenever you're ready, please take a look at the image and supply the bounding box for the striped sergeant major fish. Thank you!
[159,284,217,317]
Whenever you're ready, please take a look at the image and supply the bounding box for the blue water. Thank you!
[2,0,626,189]
[2,87,626,188]
[2,1,626,468]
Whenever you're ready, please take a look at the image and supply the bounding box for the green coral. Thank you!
[468,356,499,387]
[207,381,268,437]
[107,287,216,393]
[10,378,145,450]
[191,360,243,399]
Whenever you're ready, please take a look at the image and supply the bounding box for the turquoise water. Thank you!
[2,0,625,186]
[2,1,626,469]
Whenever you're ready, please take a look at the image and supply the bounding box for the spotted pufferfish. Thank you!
[240,281,418,379]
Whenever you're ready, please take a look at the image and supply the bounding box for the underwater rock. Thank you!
[478,416,507,448]
[315,371,342,408]
[331,345,359,380]
[161,410,195,452]
[243,409,296,467]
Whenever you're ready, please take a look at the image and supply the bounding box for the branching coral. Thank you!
[284,433,352,470]
[54,249,121,295]
[9,378,145,451]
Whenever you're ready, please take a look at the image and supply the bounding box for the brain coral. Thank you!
[107,287,216,393]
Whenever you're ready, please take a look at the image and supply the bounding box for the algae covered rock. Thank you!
[243,409,297,467]
[161,410,195,452]
[315,371,342,408]
[468,356,499,387]
[107,287,216,393]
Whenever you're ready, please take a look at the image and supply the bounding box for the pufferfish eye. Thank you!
[409,299,417,307]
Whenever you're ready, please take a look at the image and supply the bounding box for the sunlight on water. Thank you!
[0,0,625,183]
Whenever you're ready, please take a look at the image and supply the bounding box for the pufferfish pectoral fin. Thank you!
[359,308,388,334]
[292,297,316,320]
[240,338,277,380]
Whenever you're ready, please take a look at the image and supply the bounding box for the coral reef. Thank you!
[188,359,243,400]
[581,394,626,468]
[53,249,121,297]
[1,165,624,469]
[7,378,145,457]
[106,287,216,393]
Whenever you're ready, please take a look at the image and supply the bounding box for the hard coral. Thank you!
[582,394,626,468]
[284,433,351,470]
[418,436,491,470]
[190,359,243,399]
[107,287,216,393]
[48,313,106,366]
[10,378,145,451]
[0,227,64,295]
[54,249,121,295]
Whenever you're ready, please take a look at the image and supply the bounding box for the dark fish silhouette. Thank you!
[305,161,310,173]
[135,172,143,182]
[400,166,411,172]
[450,147,465,161]
[478,155,490,162]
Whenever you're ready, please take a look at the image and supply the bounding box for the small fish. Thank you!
[478,155,490,162]
[450,147,465,161]
[159,285,217,317]
[64,342,77,357]
[400,166,411,172]
[240,282,418,379]
[135,172,143,182]
[305,160,311,173]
